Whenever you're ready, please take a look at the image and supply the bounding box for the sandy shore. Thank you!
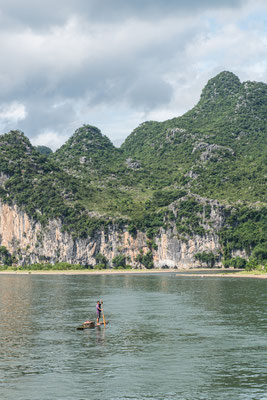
[176,272,267,279]
[0,268,266,278]
[0,268,177,275]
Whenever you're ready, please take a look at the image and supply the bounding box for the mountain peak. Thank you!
[69,125,114,150]
[1,129,27,142]
[0,130,33,154]
[54,124,115,159]
[200,71,241,102]
[53,124,120,178]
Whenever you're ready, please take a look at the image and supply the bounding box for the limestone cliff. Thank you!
[0,199,246,268]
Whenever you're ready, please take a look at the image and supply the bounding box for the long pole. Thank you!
[101,300,106,327]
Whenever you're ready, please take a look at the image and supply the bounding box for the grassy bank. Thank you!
[0,265,266,278]
[0,262,134,272]
[0,268,177,275]
[236,269,267,276]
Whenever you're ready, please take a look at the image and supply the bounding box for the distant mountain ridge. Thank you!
[0,71,266,268]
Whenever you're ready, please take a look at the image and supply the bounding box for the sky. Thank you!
[0,0,266,150]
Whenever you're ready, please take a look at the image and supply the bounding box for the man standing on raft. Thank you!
[96,300,102,325]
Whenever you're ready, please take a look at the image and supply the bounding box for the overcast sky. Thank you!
[0,0,266,149]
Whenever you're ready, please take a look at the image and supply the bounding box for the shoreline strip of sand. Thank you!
[175,273,267,279]
[0,268,176,275]
[0,268,266,278]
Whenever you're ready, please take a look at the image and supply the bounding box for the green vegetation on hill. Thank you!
[52,125,123,179]
[35,145,53,155]
[219,205,267,266]
[0,71,266,267]
[0,246,16,266]
[0,130,110,238]
[122,71,267,204]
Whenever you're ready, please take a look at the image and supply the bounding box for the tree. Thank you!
[95,253,109,268]
[194,251,219,268]
[112,254,126,268]
[0,246,15,266]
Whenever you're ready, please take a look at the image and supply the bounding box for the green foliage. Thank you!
[194,251,219,268]
[113,264,132,270]
[0,130,111,238]
[94,263,106,270]
[251,244,267,262]
[95,253,109,268]
[245,258,267,272]
[146,240,158,251]
[122,72,267,205]
[127,209,165,239]
[35,145,53,155]
[151,189,186,207]
[6,262,91,271]
[135,250,154,269]
[175,197,206,237]
[223,256,247,269]
[112,254,126,268]
[220,206,267,261]
[52,125,124,181]
[0,246,16,266]
[128,223,137,237]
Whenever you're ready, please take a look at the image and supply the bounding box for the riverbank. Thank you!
[0,268,266,278]
[176,270,267,279]
[0,268,177,275]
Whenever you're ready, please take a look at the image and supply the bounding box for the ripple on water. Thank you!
[0,274,266,400]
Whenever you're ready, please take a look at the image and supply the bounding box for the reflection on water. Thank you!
[0,274,266,400]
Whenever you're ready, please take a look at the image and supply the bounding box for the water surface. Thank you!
[0,274,266,400]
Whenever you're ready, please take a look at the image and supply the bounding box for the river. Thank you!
[0,273,266,400]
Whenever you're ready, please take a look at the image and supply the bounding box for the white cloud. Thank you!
[0,102,27,132]
[31,131,70,151]
[0,0,266,148]
[183,21,267,84]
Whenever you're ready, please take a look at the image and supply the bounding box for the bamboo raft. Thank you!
[77,320,108,330]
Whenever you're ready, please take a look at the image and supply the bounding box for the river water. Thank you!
[0,273,266,400]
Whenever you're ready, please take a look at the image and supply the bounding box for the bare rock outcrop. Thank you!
[193,142,235,161]
[0,199,233,268]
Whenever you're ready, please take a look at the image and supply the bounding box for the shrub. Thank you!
[95,253,109,268]
[94,263,106,270]
[0,246,16,266]
[223,256,247,269]
[194,251,219,268]
[112,254,126,268]
[135,250,154,269]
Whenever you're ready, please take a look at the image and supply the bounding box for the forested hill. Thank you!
[0,71,266,268]
[52,125,124,180]
[122,71,267,203]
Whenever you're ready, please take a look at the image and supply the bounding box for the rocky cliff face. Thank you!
[0,199,246,268]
